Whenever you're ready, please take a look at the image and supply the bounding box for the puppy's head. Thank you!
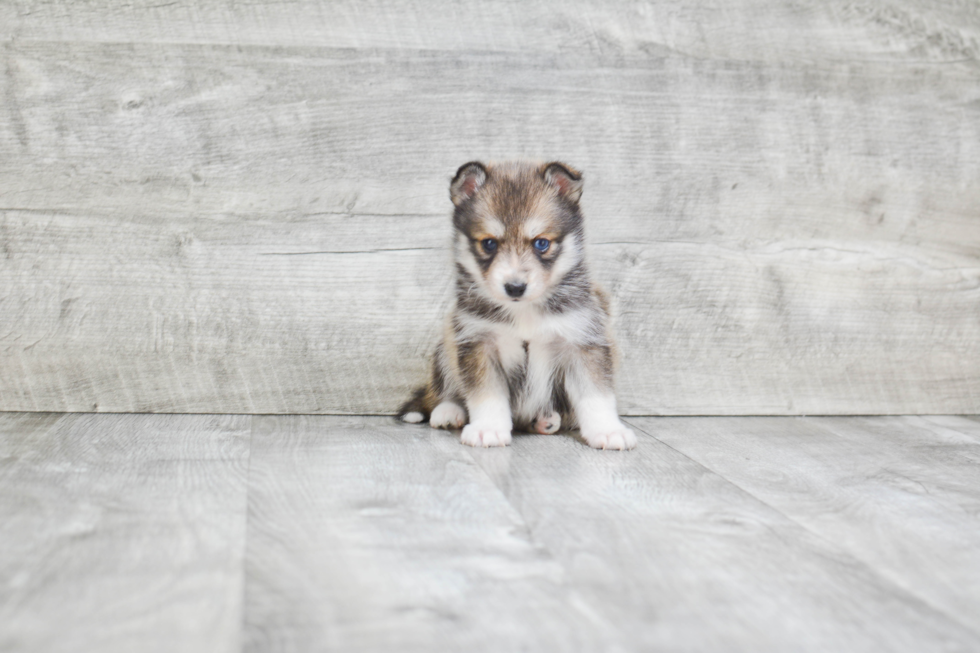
[450,160,585,306]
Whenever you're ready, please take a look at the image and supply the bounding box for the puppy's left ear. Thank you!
[542,162,584,204]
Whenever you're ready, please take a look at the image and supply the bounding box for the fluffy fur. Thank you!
[399,160,636,450]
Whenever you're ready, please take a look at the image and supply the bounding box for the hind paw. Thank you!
[533,411,561,435]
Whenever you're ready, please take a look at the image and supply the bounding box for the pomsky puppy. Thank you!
[399,160,636,450]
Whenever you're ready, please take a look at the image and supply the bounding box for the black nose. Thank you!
[504,282,527,298]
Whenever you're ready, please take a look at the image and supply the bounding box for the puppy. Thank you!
[399,160,636,450]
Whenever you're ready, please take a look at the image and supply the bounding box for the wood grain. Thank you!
[2,0,977,65]
[629,415,980,632]
[0,413,250,653]
[244,415,620,652]
[1,3,979,414]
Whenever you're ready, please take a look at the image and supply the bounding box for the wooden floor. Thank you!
[1,413,979,652]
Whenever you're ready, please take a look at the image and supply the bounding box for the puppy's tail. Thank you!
[398,385,434,424]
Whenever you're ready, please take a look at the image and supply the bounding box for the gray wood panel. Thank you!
[243,414,980,652]
[2,0,978,65]
[0,413,250,653]
[629,415,980,632]
[1,3,979,415]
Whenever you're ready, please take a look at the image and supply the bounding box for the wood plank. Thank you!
[2,0,977,68]
[628,415,980,633]
[243,415,623,652]
[3,43,979,225]
[3,206,975,415]
[0,208,447,414]
[1,35,978,414]
[462,423,980,651]
[0,413,250,653]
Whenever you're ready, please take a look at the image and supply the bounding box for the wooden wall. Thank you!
[1,2,978,415]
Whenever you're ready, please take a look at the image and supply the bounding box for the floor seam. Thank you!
[457,433,622,634]
[238,414,256,653]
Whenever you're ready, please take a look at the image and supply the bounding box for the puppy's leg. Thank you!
[462,396,512,447]
[400,341,452,424]
[456,338,512,447]
[523,341,560,435]
[564,345,636,450]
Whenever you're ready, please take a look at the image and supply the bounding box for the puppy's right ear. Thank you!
[450,161,487,206]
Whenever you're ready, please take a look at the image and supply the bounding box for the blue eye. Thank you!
[533,238,550,252]
[481,238,498,253]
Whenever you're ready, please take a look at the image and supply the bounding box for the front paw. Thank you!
[430,401,466,429]
[582,425,637,450]
[461,424,512,448]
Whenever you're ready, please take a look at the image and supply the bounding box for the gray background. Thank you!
[1,1,978,415]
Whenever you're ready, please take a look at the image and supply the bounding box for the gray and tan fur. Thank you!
[400,160,636,450]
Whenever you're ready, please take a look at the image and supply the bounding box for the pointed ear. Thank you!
[450,161,488,206]
[542,162,583,203]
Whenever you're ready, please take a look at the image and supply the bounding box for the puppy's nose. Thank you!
[504,282,527,298]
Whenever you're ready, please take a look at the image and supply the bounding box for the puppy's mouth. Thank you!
[498,289,541,305]
[489,290,528,305]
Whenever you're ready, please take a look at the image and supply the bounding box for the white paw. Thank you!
[401,411,424,424]
[582,426,637,450]
[461,424,512,447]
[533,411,561,435]
[430,401,466,429]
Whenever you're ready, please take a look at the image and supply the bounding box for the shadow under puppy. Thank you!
[400,160,636,450]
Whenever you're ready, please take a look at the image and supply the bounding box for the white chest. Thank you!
[491,308,591,373]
